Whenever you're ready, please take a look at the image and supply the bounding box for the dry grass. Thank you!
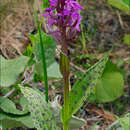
[0,0,42,59]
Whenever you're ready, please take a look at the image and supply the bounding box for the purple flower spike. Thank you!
[43,0,83,47]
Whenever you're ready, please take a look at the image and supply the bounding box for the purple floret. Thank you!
[49,0,58,7]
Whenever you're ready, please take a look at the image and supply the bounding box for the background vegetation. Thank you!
[0,0,130,129]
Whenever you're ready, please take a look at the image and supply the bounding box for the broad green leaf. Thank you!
[35,61,62,79]
[47,62,62,79]
[0,55,29,87]
[94,61,124,103]
[30,31,62,79]
[124,34,130,45]
[68,55,108,120]
[0,97,28,115]
[0,112,34,128]
[30,30,57,66]
[108,0,130,13]
[19,85,59,130]
[30,30,54,47]
[33,36,56,65]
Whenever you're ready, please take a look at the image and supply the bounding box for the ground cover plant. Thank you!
[0,0,130,130]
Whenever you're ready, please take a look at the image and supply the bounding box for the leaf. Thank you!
[108,0,130,13]
[33,33,57,65]
[30,31,62,79]
[0,122,7,130]
[118,113,130,130]
[68,116,86,130]
[19,85,59,130]
[0,55,29,87]
[0,97,28,115]
[124,34,130,45]
[68,55,108,120]
[30,30,57,66]
[0,112,34,128]
[30,30,54,47]
[91,122,99,130]
[0,117,24,128]
[19,96,28,111]
[60,52,70,77]
[47,62,62,79]
[94,61,124,103]
[35,61,62,80]
[51,96,86,130]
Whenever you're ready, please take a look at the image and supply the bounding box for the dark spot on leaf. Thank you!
[46,119,49,122]
[98,71,102,74]
[42,113,45,116]
[97,76,101,79]
[74,101,77,104]
[71,106,74,110]
[90,83,95,87]
[100,58,104,63]
[92,77,97,80]
[87,75,91,80]
[32,116,35,120]
[99,65,104,69]
[82,85,86,90]
[41,120,44,125]
[71,90,78,95]
[93,70,98,73]
[83,93,86,97]
[36,104,39,106]
[29,102,33,106]
[35,110,40,114]
[39,124,42,128]
[86,82,90,86]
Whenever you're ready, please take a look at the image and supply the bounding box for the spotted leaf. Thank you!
[19,85,59,130]
[68,54,108,119]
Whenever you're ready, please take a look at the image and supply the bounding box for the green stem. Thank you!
[63,75,70,130]
[60,53,70,130]
[35,12,48,102]
[63,122,69,130]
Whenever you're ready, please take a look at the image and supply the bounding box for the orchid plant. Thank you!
[42,0,83,129]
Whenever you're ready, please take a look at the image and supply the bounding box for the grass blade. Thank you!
[35,12,49,102]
